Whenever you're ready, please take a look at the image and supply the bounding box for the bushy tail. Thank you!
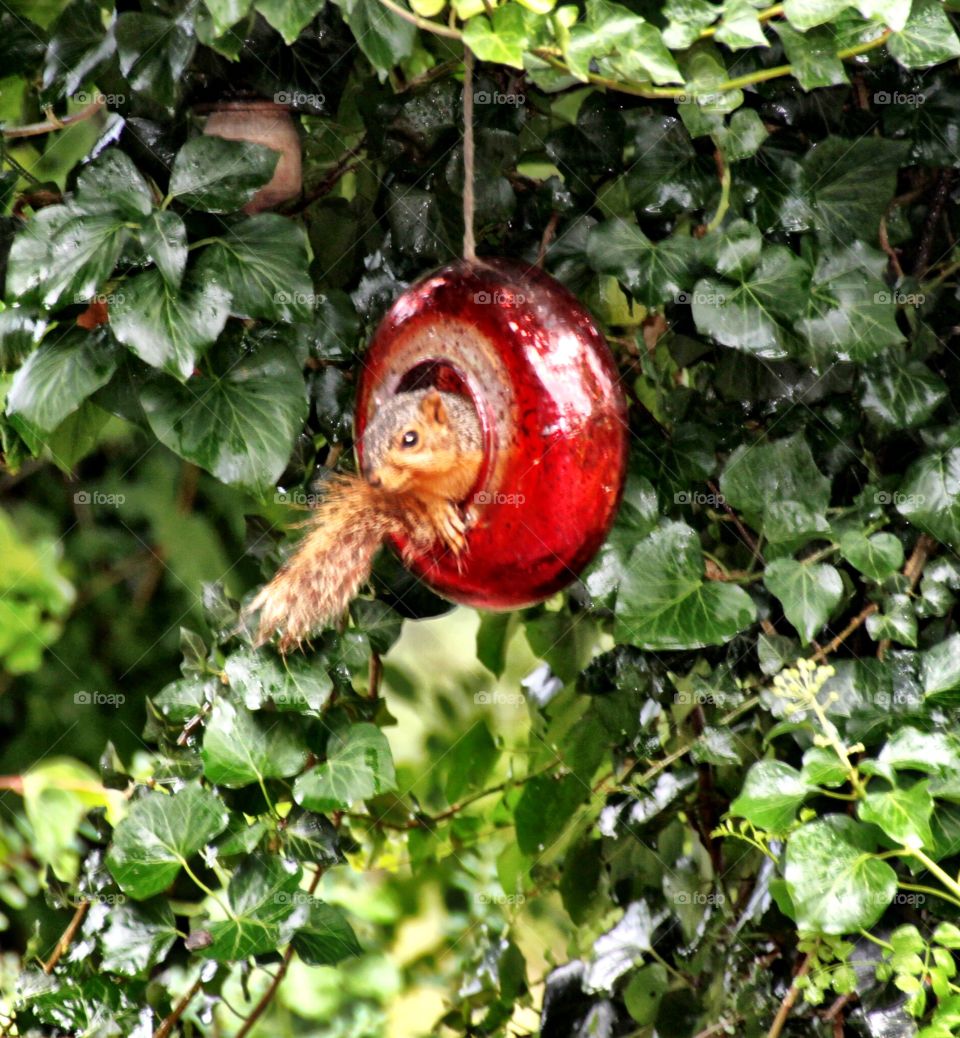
[248,476,405,652]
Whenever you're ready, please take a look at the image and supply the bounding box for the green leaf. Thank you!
[879,728,960,773]
[201,699,308,788]
[463,4,532,68]
[110,269,230,381]
[293,723,397,811]
[168,137,280,214]
[106,785,229,899]
[784,815,897,933]
[224,647,333,713]
[866,593,917,646]
[839,530,904,581]
[712,108,769,162]
[720,432,831,540]
[99,899,178,977]
[75,150,155,220]
[139,210,188,288]
[729,760,811,832]
[292,900,362,964]
[663,0,718,47]
[195,215,313,322]
[41,0,116,103]
[514,774,588,855]
[783,0,853,30]
[922,634,960,703]
[202,0,253,36]
[335,0,416,73]
[202,855,300,960]
[775,23,848,89]
[115,11,197,117]
[614,521,757,650]
[715,0,769,49]
[587,219,696,308]
[859,782,934,848]
[445,721,499,803]
[888,0,960,68]
[139,341,308,494]
[897,445,960,547]
[624,964,668,1026]
[565,1,682,85]
[764,559,843,645]
[5,204,129,310]
[861,357,947,430]
[255,0,327,43]
[6,330,118,436]
[801,747,849,788]
[691,246,811,358]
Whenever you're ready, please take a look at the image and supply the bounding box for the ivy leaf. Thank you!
[866,593,917,646]
[139,210,188,288]
[783,0,853,31]
[463,5,531,68]
[879,728,960,773]
[585,901,656,993]
[785,816,897,933]
[293,723,397,812]
[897,444,960,547]
[202,0,253,36]
[139,341,307,494]
[614,521,757,650]
[194,216,313,322]
[6,331,118,437]
[801,747,849,788]
[691,246,810,358]
[202,856,301,960]
[859,782,934,848]
[292,900,362,965]
[255,0,327,43]
[115,11,196,117]
[106,785,229,899]
[99,899,178,977]
[711,108,769,162]
[764,559,843,645]
[715,0,769,49]
[586,219,696,308]
[566,1,682,85]
[201,699,308,788]
[335,0,416,73]
[223,648,333,713]
[41,0,116,103]
[729,760,811,832]
[922,634,960,704]
[75,150,155,220]
[168,137,280,214]
[5,205,129,310]
[515,774,588,855]
[888,0,960,68]
[861,356,948,430]
[110,269,230,381]
[775,23,847,89]
[839,530,904,581]
[720,432,831,540]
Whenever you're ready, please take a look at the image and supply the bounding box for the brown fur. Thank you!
[249,390,483,652]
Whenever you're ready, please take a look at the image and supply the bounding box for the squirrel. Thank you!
[248,388,484,652]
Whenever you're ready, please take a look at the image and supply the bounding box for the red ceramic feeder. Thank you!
[355,258,628,610]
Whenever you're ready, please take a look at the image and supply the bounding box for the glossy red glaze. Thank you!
[355,259,628,609]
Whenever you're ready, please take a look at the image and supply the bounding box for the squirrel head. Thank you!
[361,389,478,496]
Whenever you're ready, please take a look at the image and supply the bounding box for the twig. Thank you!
[536,210,560,267]
[234,866,324,1038]
[375,0,462,39]
[877,533,935,660]
[3,100,105,139]
[915,170,954,277]
[462,45,477,263]
[281,140,366,215]
[811,603,878,663]
[369,651,382,700]
[878,212,904,279]
[43,900,89,974]
[153,976,204,1038]
[766,952,812,1038]
[707,480,763,563]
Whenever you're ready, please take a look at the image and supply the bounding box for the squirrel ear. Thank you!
[421,389,448,426]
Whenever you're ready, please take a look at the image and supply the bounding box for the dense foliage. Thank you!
[4,0,960,1035]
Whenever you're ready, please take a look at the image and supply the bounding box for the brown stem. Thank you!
[3,100,105,139]
[707,480,763,563]
[234,866,324,1038]
[153,976,204,1038]
[368,651,382,700]
[766,952,812,1038]
[877,533,935,660]
[878,213,904,280]
[536,210,560,267]
[915,170,955,277]
[43,900,89,974]
[811,604,878,663]
[280,141,366,215]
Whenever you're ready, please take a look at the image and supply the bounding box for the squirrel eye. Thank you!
[401,430,419,448]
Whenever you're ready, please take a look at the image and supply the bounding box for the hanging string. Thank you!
[462,45,477,263]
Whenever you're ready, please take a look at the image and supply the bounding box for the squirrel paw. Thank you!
[437,505,469,556]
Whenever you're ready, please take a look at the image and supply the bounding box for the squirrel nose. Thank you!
[362,464,381,487]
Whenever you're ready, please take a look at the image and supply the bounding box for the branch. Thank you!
[43,900,89,974]
[766,952,813,1038]
[3,100,105,140]
[374,0,462,39]
[153,976,204,1038]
